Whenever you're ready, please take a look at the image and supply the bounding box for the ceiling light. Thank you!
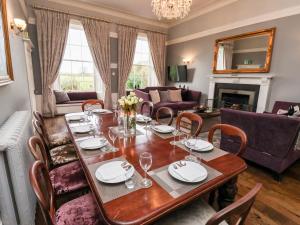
[151,0,192,20]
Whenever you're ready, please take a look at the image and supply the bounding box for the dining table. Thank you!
[65,112,247,225]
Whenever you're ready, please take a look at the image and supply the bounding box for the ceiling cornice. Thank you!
[47,0,169,29]
[167,0,239,28]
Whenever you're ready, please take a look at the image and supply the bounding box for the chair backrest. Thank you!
[176,112,203,136]
[29,160,56,225]
[206,183,262,225]
[81,99,104,111]
[28,136,50,169]
[33,111,46,127]
[208,124,248,156]
[33,120,50,150]
[140,101,154,117]
[156,107,174,126]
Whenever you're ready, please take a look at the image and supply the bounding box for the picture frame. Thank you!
[0,0,14,85]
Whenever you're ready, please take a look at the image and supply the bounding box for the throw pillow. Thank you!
[159,91,169,102]
[168,89,182,102]
[54,90,70,104]
[149,90,161,104]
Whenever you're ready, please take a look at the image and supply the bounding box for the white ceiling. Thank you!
[76,0,225,20]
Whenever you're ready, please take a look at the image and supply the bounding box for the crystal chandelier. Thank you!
[151,0,193,20]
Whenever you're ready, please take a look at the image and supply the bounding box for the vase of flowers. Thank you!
[118,92,143,137]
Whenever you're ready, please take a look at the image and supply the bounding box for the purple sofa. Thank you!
[220,108,300,177]
[134,86,201,117]
[57,92,98,105]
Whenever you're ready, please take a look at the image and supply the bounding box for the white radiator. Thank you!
[0,111,36,225]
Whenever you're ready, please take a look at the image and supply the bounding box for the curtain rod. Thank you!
[32,5,168,35]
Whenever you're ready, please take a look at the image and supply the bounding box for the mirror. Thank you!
[0,0,14,85]
[213,28,275,74]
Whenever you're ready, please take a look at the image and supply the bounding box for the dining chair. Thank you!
[33,111,71,147]
[28,136,88,196]
[156,107,174,126]
[140,101,154,117]
[29,160,102,225]
[81,99,104,112]
[208,123,248,157]
[154,183,262,225]
[176,112,203,136]
[33,120,78,167]
[207,123,248,205]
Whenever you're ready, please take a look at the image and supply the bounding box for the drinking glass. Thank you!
[185,135,197,162]
[108,127,119,152]
[94,117,103,138]
[170,128,180,145]
[125,172,135,189]
[139,152,152,188]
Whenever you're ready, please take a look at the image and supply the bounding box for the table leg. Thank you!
[218,176,238,209]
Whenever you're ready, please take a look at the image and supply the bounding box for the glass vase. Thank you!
[123,111,136,137]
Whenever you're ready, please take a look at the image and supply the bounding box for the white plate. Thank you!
[67,115,83,121]
[73,125,92,134]
[79,137,107,150]
[136,114,152,123]
[185,139,214,152]
[168,161,208,183]
[152,125,175,133]
[92,109,110,114]
[95,161,135,183]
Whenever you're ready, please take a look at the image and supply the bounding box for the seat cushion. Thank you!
[50,161,88,195]
[178,101,198,110]
[154,199,228,225]
[50,144,78,166]
[56,193,101,225]
[155,102,179,110]
[49,132,72,148]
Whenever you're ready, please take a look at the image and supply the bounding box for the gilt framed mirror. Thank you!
[0,0,14,85]
[213,28,276,74]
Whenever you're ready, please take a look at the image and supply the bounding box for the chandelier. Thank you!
[151,0,193,20]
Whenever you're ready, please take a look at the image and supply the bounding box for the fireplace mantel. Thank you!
[208,74,274,113]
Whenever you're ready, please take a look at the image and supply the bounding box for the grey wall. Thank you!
[0,0,31,125]
[167,14,300,111]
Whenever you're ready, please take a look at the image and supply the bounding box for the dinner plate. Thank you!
[184,139,214,152]
[95,160,135,184]
[79,137,107,150]
[73,125,92,134]
[92,109,110,114]
[168,161,207,183]
[136,114,152,123]
[67,115,83,121]
[151,125,175,133]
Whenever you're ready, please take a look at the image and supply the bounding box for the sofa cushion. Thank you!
[54,90,70,104]
[159,91,169,102]
[155,102,180,111]
[67,92,97,101]
[149,90,161,104]
[178,101,198,110]
[168,90,182,102]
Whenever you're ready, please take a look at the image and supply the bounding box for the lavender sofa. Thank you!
[220,108,300,177]
[134,86,201,117]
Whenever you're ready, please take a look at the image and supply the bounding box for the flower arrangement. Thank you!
[118,92,143,113]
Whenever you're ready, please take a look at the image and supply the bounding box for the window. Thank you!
[57,21,103,93]
[126,34,158,90]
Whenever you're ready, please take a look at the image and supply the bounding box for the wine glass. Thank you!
[108,127,118,152]
[94,117,103,138]
[139,152,152,188]
[170,128,180,145]
[185,134,197,162]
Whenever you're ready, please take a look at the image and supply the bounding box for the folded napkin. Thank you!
[97,161,127,181]
[172,163,202,182]
[154,125,174,132]
[186,139,211,150]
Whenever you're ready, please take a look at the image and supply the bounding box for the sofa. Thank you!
[220,107,300,178]
[134,86,201,117]
[55,91,98,114]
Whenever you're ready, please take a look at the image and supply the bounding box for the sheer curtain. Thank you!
[118,25,137,97]
[35,9,70,116]
[147,32,167,86]
[81,18,112,108]
[217,41,234,70]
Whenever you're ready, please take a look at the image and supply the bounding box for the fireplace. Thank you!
[213,83,260,111]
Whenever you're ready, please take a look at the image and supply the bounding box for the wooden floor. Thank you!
[37,116,300,225]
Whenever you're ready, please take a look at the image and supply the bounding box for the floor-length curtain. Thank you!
[147,32,166,86]
[118,26,137,97]
[35,9,70,116]
[82,18,112,109]
[223,41,234,69]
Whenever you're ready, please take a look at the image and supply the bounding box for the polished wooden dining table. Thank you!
[65,113,247,225]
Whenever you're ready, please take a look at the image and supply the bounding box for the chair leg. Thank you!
[273,172,283,182]
[209,190,216,206]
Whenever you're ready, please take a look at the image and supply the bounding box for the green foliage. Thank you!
[126,65,150,89]
[60,73,94,91]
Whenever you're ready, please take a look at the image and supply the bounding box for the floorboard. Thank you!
[36,116,300,225]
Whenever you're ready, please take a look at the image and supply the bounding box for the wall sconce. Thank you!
[183,59,191,65]
[11,18,27,37]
